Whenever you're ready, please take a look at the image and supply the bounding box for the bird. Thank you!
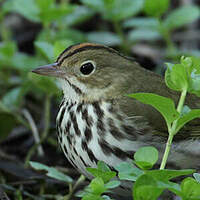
[32,43,200,179]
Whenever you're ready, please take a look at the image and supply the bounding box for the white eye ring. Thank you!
[80,60,96,76]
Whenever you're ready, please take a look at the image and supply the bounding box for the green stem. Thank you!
[160,89,187,170]
[158,20,177,58]
[64,175,85,200]
[113,20,129,54]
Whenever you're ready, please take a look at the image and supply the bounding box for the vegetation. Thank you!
[0,0,200,199]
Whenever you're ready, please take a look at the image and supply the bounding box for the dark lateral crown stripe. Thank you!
[57,44,135,66]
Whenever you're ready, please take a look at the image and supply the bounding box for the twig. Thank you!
[22,109,44,156]
[0,185,10,200]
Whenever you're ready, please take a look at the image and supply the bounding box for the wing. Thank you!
[115,64,200,139]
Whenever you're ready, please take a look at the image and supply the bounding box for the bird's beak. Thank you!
[32,63,65,78]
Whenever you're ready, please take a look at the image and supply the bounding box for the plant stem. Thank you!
[160,89,187,169]
[64,175,85,200]
[158,20,177,58]
[113,20,129,54]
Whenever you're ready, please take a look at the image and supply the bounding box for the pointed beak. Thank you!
[32,63,65,78]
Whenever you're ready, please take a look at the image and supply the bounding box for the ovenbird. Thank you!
[32,43,200,178]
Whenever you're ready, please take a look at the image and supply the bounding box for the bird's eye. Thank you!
[80,61,95,75]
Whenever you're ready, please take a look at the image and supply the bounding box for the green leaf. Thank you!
[5,0,40,22]
[128,28,161,41]
[0,41,17,58]
[104,180,120,189]
[165,56,200,96]
[165,63,188,91]
[134,146,158,170]
[54,40,73,58]
[81,0,144,21]
[188,57,200,96]
[163,5,200,30]
[133,174,164,200]
[2,87,23,109]
[194,173,200,183]
[65,6,94,26]
[90,177,106,195]
[87,31,121,46]
[97,161,111,172]
[29,73,60,95]
[181,177,200,199]
[35,0,54,11]
[123,17,159,29]
[144,0,169,17]
[114,162,143,181]
[35,41,54,62]
[0,113,17,141]
[176,109,200,133]
[35,0,74,25]
[29,161,72,183]
[82,193,103,200]
[86,168,116,183]
[128,93,179,127]
[11,53,46,73]
[147,169,195,181]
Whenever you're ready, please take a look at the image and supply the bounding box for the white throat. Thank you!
[59,77,87,102]
[59,77,113,103]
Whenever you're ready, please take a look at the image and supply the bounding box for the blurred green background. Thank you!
[0,0,200,199]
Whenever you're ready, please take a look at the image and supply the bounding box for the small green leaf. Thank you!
[2,87,23,109]
[115,162,143,181]
[86,168,116,183]
[134,146,158,170]
[144,0,169,17]
[35,0,74,25]
[0,41,17,58]
[29,161,73,183]
[4,0,40,22]
[29,73,60,95]
[11,53,46,73]
[104,180,120,189]
[194,173,200,183]
[87,32,121,46]
[82,193,103,200]
[0,113,17,140]
[128,93,179,127]
[181,177,200,199]
[147,169,195,181]
[90,177,106,195]
[35,0,54,11]
[65,6,94,26]
[163,5,200,30]
[176,109,200,133]
[35,41,54,62]
[97,161,111,172]
[123,17,159,29]
[165,63,188,91]
[133,174,164,200]
[81,0,144,21]
[54,40,73,58]
[128,28,161,41]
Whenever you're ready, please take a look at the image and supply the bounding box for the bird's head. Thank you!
[32,43,136,102]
